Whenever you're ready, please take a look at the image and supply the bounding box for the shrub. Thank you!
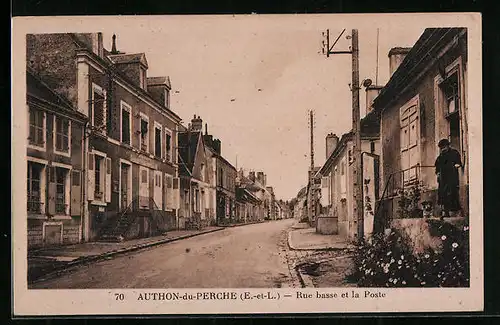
[350,223,470,287]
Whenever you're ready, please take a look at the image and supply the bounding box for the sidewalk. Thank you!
[28,226,224,284]
[288,227,354,250]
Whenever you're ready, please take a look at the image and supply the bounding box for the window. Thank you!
[201,163,205,182]
[400,95,420,182]
[165,89,170,108]
[29,109,45,147]
[348,149,353,164]
[95,155,104,200]
[140,68,147,90]
[141,169,148,183]
[340,159,347,195]
[439,71,461,151]
[54,116,70,154]
[370,141,375,153]
[155,124,162,159]
[121,102,131,145]
[165,130,172,162]
[55,168,68,214]
[92,84,106,133]
[27,162,43,213]
[140,117,149,152]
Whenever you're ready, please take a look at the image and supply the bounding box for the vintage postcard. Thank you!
[12,13,482,316]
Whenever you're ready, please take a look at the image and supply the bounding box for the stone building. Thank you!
[26,69,88,248]
[315,97,381,239]
[372,28,469,241]
[27,33,182,242]
[177,116,216,229]
[202,124,237,224]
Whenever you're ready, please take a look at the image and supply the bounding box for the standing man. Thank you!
[435,139,463,219]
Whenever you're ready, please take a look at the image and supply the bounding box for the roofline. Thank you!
[72,42,182,122]
[373,28,466,110]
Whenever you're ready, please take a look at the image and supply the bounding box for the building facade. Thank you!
[178,116,216,229]
[27,33,182,242]
[372,28,469,229]
[316,107,381,240]
[26,69,88,248]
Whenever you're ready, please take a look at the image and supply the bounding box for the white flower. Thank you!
[402,281,407,285]
[452,242,459,248]
[398,260,402,265]
[390,258,395,264]
[424,254,430,259]
[441,235,447,241]
[389,278,393,283]
[393,279,398,284]
[383,267,389,274]
[463,226,469,231]
[401,255,404,260]
[421,281,426,285]
[387,251,392,256]
[371,272,374,276]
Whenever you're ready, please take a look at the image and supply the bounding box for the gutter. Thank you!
[374,28,466,111]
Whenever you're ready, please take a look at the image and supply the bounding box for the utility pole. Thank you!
[322,29,364,243]
[308,109,315,224]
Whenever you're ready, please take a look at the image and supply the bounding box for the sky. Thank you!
[100,15,425,201]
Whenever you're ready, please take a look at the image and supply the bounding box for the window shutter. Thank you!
[47,166,56,215]
[105,157,112,203]
[173,177,180,209]
[71,170,81,216]
[87,153,95,201]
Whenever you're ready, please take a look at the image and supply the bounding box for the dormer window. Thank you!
[140,67,147,90]
[165,88,170,109]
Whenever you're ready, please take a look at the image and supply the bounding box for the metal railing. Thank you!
[27,199,43,214]
[374,164,435,231]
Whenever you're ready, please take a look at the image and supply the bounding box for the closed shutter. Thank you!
[165,174,173,209]
[105,158,112,202]
[47,166,56,214]
[87,153,95,201]
[71,170,81,216]
[173,177,180,209]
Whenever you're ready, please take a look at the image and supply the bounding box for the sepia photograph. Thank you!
[12,13,482,315]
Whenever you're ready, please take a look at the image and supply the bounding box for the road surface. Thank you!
[30,219,297,289]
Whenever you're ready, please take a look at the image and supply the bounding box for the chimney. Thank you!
[205,123,208,135]
[257,172,265,185]
[191,115,203,131]
[325,133,339,159]
[111,34,118,54]
[91,33,104,57]
[249,171,256,182]
[365,85,383,114]
[388,47,412,77]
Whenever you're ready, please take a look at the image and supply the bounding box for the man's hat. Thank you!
[438,139,450,148]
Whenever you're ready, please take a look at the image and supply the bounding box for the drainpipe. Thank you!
[81,121,89,242]
[361,151,380,234]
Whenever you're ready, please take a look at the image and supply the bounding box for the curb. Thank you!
[28,227,225,285]
[220,220,267,228]
[287,229,355,251]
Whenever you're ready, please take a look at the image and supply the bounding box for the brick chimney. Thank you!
[388,47,412,77]
[365,85,384,114]
[325,133,339,159]
[257,172,265,186]
[190,115,203,131]
[249,171,256,182]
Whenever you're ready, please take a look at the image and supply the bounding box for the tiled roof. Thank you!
[107,53,149,68]
[147,76,171,88]
[26,68,87,121]
[178,131,202,176]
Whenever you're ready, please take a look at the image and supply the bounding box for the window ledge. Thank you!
[28,214,48,220]
[52,215,73,220]
[28,144,46,151]
[54,150,71,157]
[90,200,107,206]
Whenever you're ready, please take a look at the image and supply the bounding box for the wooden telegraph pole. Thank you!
[322,29,364,243]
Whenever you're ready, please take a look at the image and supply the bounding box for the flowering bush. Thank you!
[349,222,470,287]
[396,183,426,219]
